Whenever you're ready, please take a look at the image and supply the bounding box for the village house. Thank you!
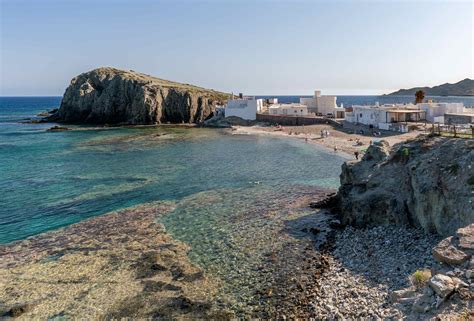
[268,103,308,116]
[444,112,474,125]
[225,94,263,120]
[345,103,426,132]
[299,90,345,118]
[418,102,466,123]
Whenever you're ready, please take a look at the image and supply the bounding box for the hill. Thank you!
[388,78,474,96]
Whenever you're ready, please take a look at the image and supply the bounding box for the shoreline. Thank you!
[0,187,343,319]
[1,191,461,319]
[231,124,421,156]
[1,121,471,319]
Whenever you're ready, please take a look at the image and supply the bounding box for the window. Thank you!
[360,113,363,117]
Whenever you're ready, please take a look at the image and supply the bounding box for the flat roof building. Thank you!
[345,103,425,132]
[418,102,465,123]
[225,96,263,120]
[299,90,345,118]
[269,103,308,116]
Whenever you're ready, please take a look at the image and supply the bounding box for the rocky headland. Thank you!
[48,68,229,125]
[339,136,473,236]
[327,135,474,318]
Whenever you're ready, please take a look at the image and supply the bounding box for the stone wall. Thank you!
[256,114,342,126]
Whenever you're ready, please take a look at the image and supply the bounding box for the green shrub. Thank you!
[410,269,431,288]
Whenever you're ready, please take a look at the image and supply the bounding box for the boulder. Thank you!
[432,236,470,265]
[49,68,229,125]
[428,274,455,298]
[362,140,390,162]
[456,224,474,253]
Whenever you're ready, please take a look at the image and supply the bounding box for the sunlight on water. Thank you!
[0,98,349,244]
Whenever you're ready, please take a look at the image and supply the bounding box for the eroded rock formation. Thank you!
[338,136,473,236]
[49,68,229,125]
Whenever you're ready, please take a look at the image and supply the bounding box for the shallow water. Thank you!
[0,97,348,245]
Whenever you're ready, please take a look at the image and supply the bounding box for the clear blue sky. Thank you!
[1,0,473,96]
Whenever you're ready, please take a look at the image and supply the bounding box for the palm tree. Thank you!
[415,90,425,104]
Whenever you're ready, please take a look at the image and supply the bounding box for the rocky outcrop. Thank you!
[338,136,473,236]
[49,68,229,125]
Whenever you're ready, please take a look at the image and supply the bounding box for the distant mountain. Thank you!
[388,78,474,96]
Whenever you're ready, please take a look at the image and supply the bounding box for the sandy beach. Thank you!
[232,123,423,156]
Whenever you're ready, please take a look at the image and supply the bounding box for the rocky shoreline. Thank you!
[1,130,472,319]
[1,192,471,319]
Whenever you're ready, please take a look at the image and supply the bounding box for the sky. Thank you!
[0,0,473,96]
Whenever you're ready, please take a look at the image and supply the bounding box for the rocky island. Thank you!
[48,67,230,125]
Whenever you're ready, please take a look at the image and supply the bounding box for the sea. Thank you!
[1,95,472,315]
[1,95,473,245]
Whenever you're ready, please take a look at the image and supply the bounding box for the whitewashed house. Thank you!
[225,96,263,120]
[268,103,308,116]
[299,90,345,118]
[345,103,426,132]
[444,112,474,125]
[418,102,466,123]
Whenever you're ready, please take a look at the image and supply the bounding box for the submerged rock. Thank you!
[46,125,71,132]
[49,67,229,125]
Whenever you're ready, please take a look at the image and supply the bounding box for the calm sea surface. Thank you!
[1,95,472,315]
[1,95,472,244]
[0,97,348,245]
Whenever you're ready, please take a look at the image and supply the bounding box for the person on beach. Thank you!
[334,146,338,152]
[354,151,359,160]
[320,130,324,138]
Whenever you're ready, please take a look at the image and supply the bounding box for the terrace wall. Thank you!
[256,114,342,126]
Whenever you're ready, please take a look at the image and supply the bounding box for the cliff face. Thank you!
[388,78,474,96]
[338,137,473,236]
[51,68,229,124]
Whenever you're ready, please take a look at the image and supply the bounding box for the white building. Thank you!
[418,102,466,123]
[225,96,263,120]
[269,103,308,116]
[444,112,474,125]
[345,103,426,132]
[299,90,345,118]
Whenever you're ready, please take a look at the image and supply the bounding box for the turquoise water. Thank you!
[0,97,348,244]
